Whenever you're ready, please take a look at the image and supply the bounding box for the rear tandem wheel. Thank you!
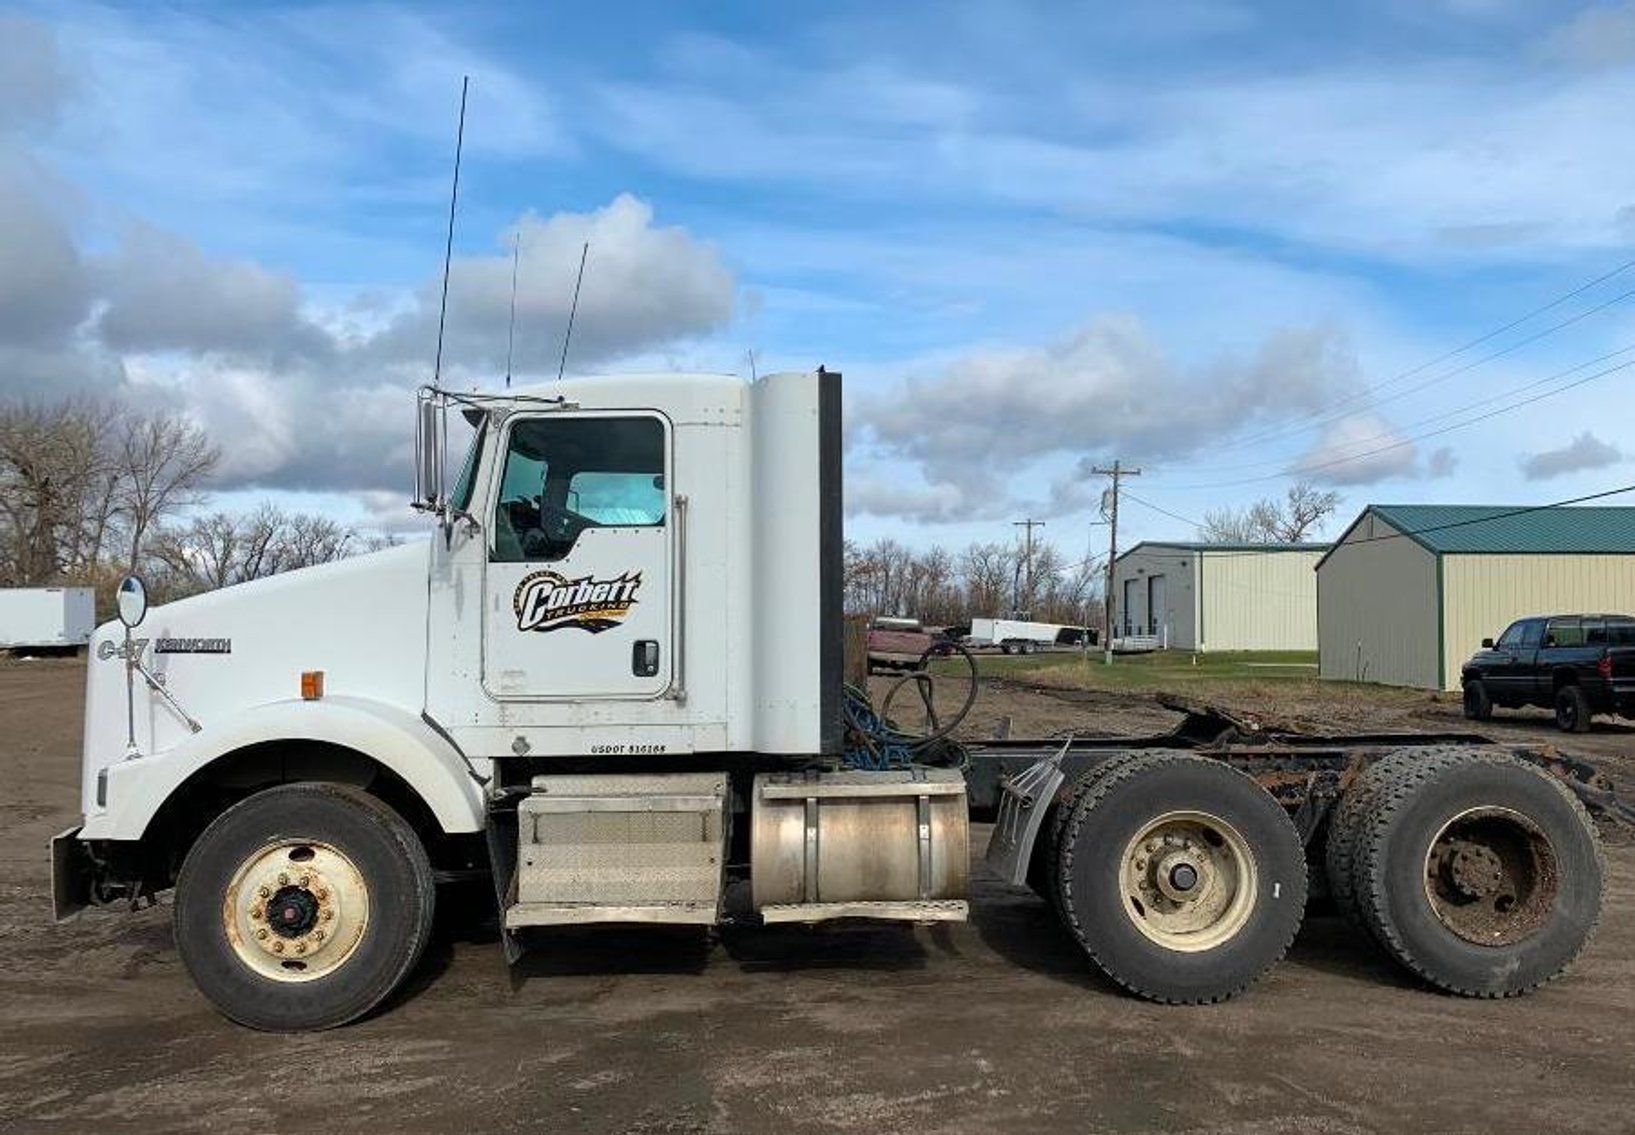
[1053,753,1308,1004]
[1340,751,1603,997]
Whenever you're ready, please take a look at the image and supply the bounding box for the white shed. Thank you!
[1112,543,1325,652]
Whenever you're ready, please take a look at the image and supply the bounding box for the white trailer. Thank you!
[48,369,1609,1032]
[968,617,1091,654]
[0,587,95,649]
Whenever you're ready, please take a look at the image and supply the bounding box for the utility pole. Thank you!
[1013,518,1045,619]
[1091,461,1140,665]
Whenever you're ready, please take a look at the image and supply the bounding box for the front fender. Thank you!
[81,697,488,840]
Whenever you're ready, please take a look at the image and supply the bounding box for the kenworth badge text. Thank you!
[51,369,1619,1031]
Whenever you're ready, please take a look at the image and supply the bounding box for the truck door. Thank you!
[482,411,672,700]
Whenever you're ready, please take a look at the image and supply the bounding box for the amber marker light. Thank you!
[300,671,325,700]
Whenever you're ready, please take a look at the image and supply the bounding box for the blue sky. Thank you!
[4,0,1635,559]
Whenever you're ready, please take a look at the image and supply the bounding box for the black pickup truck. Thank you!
[1461,614,1635,732]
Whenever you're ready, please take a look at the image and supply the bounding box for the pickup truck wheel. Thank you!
[1555,685,1592,733]
[1353,752,1603,997]
[174,783,436,1031]
[1462,680,1493,721]
[1057,754,1307,1003]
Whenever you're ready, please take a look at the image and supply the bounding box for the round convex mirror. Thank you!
[116,575,149,628]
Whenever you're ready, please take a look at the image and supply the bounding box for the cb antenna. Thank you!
[504,231,520,388]
[556,240,589,382]
[432,74,470,388]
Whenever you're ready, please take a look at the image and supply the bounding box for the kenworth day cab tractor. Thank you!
[52,369,1613,1030]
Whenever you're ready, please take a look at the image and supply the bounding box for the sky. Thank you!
[4,0,1635,562]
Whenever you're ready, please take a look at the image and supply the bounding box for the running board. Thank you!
[759,900,968,924]
[505,901,719,929]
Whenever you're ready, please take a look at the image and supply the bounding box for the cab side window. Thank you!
[1545,618,1584,647]
[1518,620,1545,649]
[1496,621,1526,649]
[491,416,665,563]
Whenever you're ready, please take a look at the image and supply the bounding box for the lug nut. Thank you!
[256,928,268,940]
[1135,858,1146,871]
[295,943,307,955]
[1146,840,1161,853]
[273,941,285,954]
[258,886,271,898]
[313,929,325,942]
[299,876,311,887]
[322,910,333,922]
[278,873,289,885]
[316,888,328,901]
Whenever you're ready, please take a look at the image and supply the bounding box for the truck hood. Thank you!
[84,541,433,791]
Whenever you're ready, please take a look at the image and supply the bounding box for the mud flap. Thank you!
[483,808,523,964]
[51,826,90,921]
[984,740,1070,887]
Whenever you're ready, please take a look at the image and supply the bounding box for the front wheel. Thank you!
[174,783,436,1031]
[1056,754,1308,1003]
[1462,680,1493,721]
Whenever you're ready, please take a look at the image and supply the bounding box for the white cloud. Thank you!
[1544,3,1635,70]
[1291,414,1460,485]
[850,317,1361,522]
[1519,430,1624,479]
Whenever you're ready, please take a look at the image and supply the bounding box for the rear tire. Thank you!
[1555,685,1591,733]
[1056,753,1307,1004]
[1325,749,1466,929]
[1462,680,1493,721]
[174,783,436,1031]
[1352,752,1603,997]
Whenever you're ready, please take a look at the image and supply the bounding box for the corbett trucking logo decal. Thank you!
[513,569,642,634]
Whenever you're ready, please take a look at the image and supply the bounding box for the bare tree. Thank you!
[0,401,117,585]
[117,414,220,570]
[1197,481,1341,544]
[147,505,385,599]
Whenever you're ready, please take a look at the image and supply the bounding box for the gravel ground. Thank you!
[4,658,1634,1134]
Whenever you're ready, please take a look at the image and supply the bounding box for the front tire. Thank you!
[1463,680,1493,721]
[1056,754,1308,1003]
[174,783,436,1031]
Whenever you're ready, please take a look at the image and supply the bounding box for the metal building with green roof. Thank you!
[1316,504,1635,690]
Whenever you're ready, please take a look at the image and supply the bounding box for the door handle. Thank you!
[664,494,688,704]
[633,640,660,677]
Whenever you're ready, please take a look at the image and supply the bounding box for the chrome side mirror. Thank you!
[116,576,148,628]
[415,389,445,510]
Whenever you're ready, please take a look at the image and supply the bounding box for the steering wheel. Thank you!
[538,500,597,545]
[877,639,980,746]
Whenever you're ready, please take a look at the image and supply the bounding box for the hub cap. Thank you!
[1120,811,1258,952]
[222,841,369,982]
[1424,807,1559,947]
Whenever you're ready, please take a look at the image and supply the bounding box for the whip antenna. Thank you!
[557,240,589,382]
[505,231,520,388]
[432,75,469,387]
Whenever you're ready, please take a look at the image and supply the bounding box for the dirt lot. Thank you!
[5,658,1635,1134]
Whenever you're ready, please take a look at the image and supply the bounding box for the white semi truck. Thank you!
[52,369,1613,1030]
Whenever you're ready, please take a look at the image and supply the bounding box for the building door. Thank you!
[482,412,673,700]
[1147,574,1167,639]
[1122,578,1141,636]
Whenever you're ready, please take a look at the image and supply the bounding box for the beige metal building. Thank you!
[1113,542,1325,651]
[1317,504,1635,690]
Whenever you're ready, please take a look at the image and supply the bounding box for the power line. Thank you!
[1207,253,1635,456]
[1161,341,1635,479]
[1144,352,1635,491]
[1118,483,1635,559]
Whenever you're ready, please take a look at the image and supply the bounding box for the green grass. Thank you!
[935,648,1320,690]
